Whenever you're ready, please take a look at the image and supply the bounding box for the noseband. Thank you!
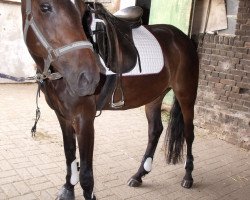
[23,0,93,82]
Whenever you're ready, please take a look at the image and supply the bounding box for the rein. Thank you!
[0,73,36,82]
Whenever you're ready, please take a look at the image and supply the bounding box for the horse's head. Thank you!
[21,0,100,96]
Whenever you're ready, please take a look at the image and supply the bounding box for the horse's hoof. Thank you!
[56,185,75,200]
[181,179,193,189]
[127,178,142,187]
[84,192,96,200]
[85,194,96,200]
[86,196,96,200]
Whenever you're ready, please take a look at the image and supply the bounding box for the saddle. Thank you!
[88,3,143,73]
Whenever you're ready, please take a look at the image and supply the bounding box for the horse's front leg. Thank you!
[73,101,96,200]
[56,114,78,200]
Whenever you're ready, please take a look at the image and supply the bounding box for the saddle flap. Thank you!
[90,3,140,73]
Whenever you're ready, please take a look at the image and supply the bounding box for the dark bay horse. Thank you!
[21,1,199,199]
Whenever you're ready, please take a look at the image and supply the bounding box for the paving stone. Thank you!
[0,193,8,200]
[9,193,37,200]
[13,181,31,195]
[1,183,20,198]
[0,84,249,199]
[26,167,44,178]
[0,175,22,185]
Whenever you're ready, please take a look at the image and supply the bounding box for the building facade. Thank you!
[194,0,250,149]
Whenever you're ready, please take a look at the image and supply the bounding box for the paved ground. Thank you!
[0,84,249,200]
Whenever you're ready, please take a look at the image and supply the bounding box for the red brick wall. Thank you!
[194,0,250,149]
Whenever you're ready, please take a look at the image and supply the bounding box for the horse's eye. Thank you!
[40,3,53,13]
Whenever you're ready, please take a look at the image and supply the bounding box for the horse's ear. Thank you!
[75,0,86,18]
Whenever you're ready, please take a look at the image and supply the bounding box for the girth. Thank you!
[96,75,116,111]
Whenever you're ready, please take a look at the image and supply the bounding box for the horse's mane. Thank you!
[81,6,94,43]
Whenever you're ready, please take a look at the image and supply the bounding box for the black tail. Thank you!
[165,96,185,164]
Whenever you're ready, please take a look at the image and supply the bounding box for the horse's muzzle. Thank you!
[75,71,100,96]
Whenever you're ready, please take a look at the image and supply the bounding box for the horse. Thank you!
[21,1,199,199]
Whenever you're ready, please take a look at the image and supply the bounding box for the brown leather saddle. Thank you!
[87,3,143,74]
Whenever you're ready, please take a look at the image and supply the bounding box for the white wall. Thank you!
[0,2,35,83]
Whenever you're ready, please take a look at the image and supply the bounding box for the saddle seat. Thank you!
[88,2,142,73]
[113,6,143,23]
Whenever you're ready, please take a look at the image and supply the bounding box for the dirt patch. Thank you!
[32,131,55,141]
[32,131,62,146]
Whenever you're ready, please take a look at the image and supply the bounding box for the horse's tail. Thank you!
[165,96,185,164]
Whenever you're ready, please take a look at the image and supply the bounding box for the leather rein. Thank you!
[23,0,94,83]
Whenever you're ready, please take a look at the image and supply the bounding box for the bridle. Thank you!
[23,0,94,82]
[21,0,103,136]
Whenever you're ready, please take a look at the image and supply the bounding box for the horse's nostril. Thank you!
[78,72,89,87]
[74,72,100,96]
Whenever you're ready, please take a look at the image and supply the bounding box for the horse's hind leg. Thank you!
[173,94,196,188]
[56,114,77,200]
[128,92,167,187]
[179,99,195,188]
[165,94,195,189]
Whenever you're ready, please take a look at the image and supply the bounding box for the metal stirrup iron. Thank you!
[111,73,125,108]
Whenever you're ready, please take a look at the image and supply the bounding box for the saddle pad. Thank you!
[99,26,164,76]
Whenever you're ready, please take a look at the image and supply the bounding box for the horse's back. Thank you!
[145,24,199,95]
[147,24,199,67]
[145,24,197,58]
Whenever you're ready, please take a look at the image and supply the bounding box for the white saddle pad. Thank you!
[99,26,164,76]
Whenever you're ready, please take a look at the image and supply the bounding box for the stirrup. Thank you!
[111,86,124,108]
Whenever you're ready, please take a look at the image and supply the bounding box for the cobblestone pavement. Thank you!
[0,84,249,200]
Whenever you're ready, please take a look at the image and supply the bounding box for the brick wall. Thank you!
[194,0,250,149]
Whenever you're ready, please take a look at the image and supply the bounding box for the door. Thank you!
[149,0,193,34]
